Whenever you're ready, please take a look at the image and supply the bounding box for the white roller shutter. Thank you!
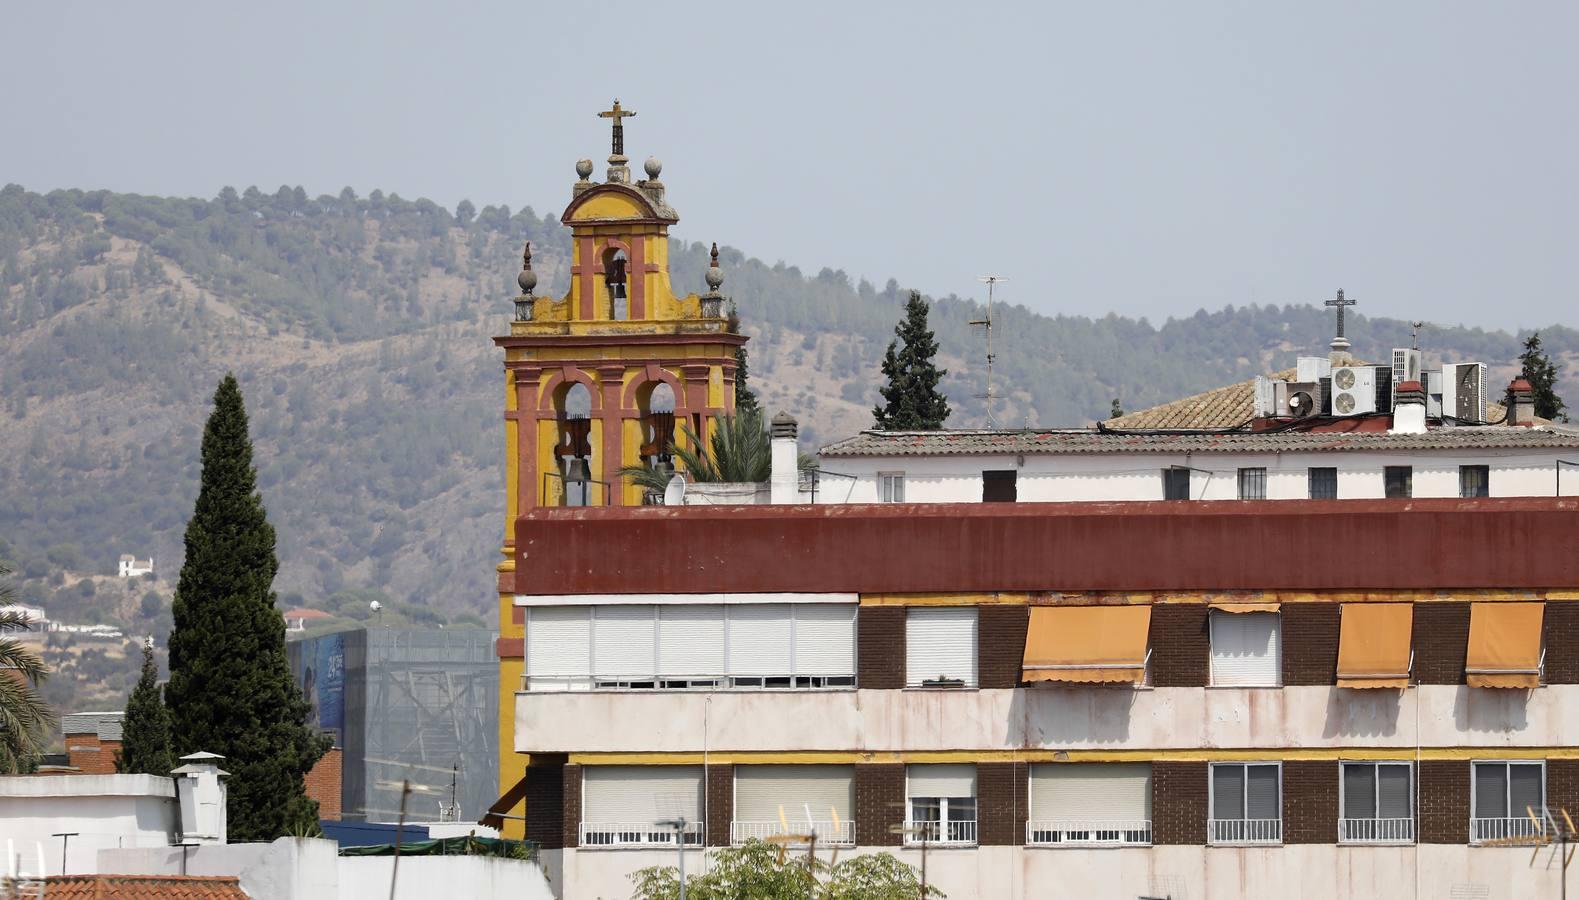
[734,765,854,822]
[582,766,704,824]
[1209,612,1281,686]
[905,607,978,687]
[1030,763,1152,821]
[908,764,976,799]
[594,605,656,678]
[526,606,590,678]
[727,604,792,676]
[793,604,856,676]
[658,605,726,678]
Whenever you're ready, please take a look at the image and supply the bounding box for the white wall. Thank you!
[340,855,556,900]
[518,685,1579,754]
[0,775,176,876]
[817,449,1575,504]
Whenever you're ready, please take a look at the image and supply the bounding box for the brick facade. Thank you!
[304,747,342,821]
[1418,760,1470,843]
[524,763,568,849]
[64,733,120,775]
[854,764,903,846]
[1548,759,1579,818]
[976,762,1028,846]
[1545,601,1579,684]
[1282,604,1339,686]
[1152,761,1208,844]
[1150,605,1209,687]
[978,606,1029,689]
[1413,603,1470,684]
[706,764,733,846]
[1281,760,1338,843]
[856,606,905,690]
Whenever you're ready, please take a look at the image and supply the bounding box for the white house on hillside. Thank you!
[117,554,154,578]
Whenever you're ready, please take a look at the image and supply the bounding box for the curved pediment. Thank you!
[561,183,678,226]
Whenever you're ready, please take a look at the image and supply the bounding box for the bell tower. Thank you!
[490,102,746,833]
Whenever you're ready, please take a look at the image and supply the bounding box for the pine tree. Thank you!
[1110,398,1124,419]
[117,641,173,776]
[164,374,328,840]
[873,291,951,430]
[1519,332,1567,422]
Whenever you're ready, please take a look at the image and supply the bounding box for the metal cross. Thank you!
[597,99,637,156]
[1325,288,1356,338]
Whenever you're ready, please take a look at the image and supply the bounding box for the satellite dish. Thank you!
[370,600,383,612]
[662,473,687,506]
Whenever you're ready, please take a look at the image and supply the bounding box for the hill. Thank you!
[3,183,1575,638]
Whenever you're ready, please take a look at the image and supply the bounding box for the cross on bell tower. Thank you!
[598,99,637,182]
[1325,288,1357,365]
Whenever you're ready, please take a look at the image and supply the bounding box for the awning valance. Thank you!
[1336,603,1413,689]
[1022,605,1152,684]
[1209,600,1281,614]
[1466,602,1545,689]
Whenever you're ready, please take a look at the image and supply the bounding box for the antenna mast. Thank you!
[971,275,1006,428]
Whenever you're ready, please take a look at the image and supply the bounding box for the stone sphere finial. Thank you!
[704,242,724,291]
[575,159,594,181]
[644,157,663,180]
[517,242,537,294]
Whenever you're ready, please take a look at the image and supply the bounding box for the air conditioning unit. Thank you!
[1253,376,1276,419]
[1441,362,1486,423]
[1296,357,1331,383]
[1275,381,1323,419]
[1391,348,1422,406]
[1330,365,1378,416]
[1426,370,1443,418]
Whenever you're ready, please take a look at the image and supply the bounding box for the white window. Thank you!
[1209,611,1281,687]
[1027,763,1152,845]
[906,764,977,845]
[581,766,704,847]
[525,607,591,688]
[658,604,726,687]
[1340,761,1413,844]
[593,605,657,684]
[905,607,978,688]
[1237,467,1267,500]
[1209,762,1281,844]
[727,603,794,682]
[879,472,906,503]
[1471,761,1545,844]
[733,765,855,846]
[791,604,857,686]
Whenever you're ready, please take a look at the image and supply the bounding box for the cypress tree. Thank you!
[873,291,951,430]
[117,641,173,776]
[734,346,761,417]
[1519,332,1567,421]
[164,374,328,839]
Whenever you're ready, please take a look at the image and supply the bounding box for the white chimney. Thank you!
[172,751,229,845]
[1390,380,1428,435]
[770,412,800,504]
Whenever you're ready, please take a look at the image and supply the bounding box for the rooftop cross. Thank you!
[1324,288,1356,339]
[597,99,637,157]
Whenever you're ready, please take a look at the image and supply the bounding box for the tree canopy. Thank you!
[873,291,951,430]
[0,563,52,772]
[1519,332,1568,421]
[629,840,943,900]
[116,640,173,776]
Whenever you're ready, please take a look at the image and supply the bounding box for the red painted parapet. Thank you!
[513,498,1579,596]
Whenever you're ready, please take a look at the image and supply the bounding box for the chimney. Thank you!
[1390,380,1427,434]
[1508,378,1536,426]
[172,752,230,845]
[770,412,800,504]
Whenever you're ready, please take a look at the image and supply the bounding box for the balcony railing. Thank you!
[1339,817,1414,844]
[731,819,855,846]
[580,821,704,848]
[1209,818,1282,845]
[904,819,977,845]
[1026,819,1152,846]
[1471,816,1547,845]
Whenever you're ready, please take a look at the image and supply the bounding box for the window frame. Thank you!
[904,764,978,846]
[1207,760,1283,846]
[1308,467,1338,500]
[1025,762,1153,847]
[878,471,906,503]
[1207,610,1282,688]
[1237,467,1268,500]
[1469,759,1546,845]
[1337,760,1414,845]
[982,469,1018,502]
[904,606,979,689]
[1459,464,1490,499]
[1162,467,1191,501]
[1384,465,1413,499]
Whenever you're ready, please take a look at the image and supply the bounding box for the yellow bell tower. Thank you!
[487,101,746,836]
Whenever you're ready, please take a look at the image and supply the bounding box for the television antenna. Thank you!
[970,275,1007,428]
[763,803,843,873]
[1475,804,1575,899]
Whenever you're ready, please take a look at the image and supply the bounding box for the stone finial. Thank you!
[701,242,725,318]
[514,242,536,322]
[644,156,663,180]
[575,159,594,181]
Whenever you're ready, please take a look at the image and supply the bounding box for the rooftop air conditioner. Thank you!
[1276,381,1323,419]
[1391,348,1422,407]
[1441,362,1486,423]
[1296,357,1331,383]
[1330,365,1378,417]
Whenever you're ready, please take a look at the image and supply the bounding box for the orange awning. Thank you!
[1210,600,1281,614]
[1336,603,1413,689]
[1022,605,1152,684]
[1466,602,1545,689]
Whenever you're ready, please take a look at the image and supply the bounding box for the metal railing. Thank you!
[542,471,613,507]
[1339,817,1414,844]
[731,820,855,846]
[904,819,977,845]
[1209,818,1282,845]
[1026,819,1152,846]
[1471,816,1547,844]
[580,821,704,848]
[520,673,855,692]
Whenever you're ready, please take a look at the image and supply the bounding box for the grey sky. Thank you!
[4,1,1576,330]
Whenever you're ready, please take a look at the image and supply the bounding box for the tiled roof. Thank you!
[282,608,332,620]
[1105,369,1296,429]
[819,426,1579,457]
[42,875,247,899]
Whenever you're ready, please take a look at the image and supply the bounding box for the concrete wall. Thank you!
[517,685,1579,754]
[818,449,1577,504]
[340,855,556,900]
[0,774,176,875]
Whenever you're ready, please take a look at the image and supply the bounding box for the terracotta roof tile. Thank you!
[43,875,248,899]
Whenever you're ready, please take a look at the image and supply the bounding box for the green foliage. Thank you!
[1519,332,1567,421]
[116,640,173,775]
[0,564,53,772]
[1110,398,1123,419]
[621,410,772,494]
[163,375,329,840]
[873,292,950,430]
[628,840,942,900]
[735,345,761,417]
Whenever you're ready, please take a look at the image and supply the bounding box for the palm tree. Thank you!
[621,410,774,497]
[0,563,53,772]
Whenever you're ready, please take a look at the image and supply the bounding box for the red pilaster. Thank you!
[598,366,628,503]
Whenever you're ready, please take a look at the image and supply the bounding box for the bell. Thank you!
[611,281,627,300]
[563,458,591,484]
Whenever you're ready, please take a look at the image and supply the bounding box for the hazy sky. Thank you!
[5,1,1577,330]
